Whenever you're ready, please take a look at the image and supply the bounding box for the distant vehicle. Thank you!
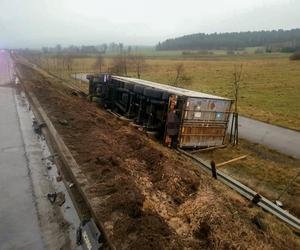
[87,74,233,148]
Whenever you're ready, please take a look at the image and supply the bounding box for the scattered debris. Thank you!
[32,120,46,134]
[191,144,226,154]
[56,175,62,182]
[58,119,69,126]
[217,154,248,167]
[252,214,267,231]
[42,153,58,162]
[76,226,82,246]
[56,192,66,206]
[47,192,65,206]
[46,161,52,170]
[47,192,57,204]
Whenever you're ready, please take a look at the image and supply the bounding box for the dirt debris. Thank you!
[16,62,300,250]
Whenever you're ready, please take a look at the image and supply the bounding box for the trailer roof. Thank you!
[113,76,232,101]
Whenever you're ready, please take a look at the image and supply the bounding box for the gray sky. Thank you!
[0,0,299,48]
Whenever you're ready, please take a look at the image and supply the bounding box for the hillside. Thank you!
[156,29,300,51]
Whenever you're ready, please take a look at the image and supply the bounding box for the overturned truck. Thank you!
[87,74,232,148]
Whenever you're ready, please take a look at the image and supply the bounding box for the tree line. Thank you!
[156,29,300,51]
[18,46,147,79]
[38,43,141,55]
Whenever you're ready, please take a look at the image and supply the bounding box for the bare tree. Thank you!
[119,43,124,53]
[173,63,191,87]
[54,53,64,77]
[94,54,104,73]
[230,64,243,145]
[45,56,50,71]
[129,55,145,78]
[64,55,73,72]
[111,54,127,76]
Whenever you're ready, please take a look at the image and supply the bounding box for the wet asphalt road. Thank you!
[235,116,300,159]
[0,51,44,248]
[74,72,300,159]
[0,51,82,250]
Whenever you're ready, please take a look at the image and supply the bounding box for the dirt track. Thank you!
[16,61,300,249]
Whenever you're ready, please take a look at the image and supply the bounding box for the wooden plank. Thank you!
[191,144,226,154]
[217,155,248,167]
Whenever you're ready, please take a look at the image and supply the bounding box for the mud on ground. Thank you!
[16,62,300,250]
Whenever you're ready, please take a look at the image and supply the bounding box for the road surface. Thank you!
[235,116,300,159]
[0,51,80,249]
[73,72,300,159]
[0,51,45,249]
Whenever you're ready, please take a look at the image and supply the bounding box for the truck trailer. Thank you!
[87,74,233,148]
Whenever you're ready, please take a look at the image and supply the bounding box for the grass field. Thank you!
[104,46,272,57]
[35,52,300,131]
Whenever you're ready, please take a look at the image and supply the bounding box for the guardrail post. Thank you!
[210,160,217,179]
[252,194,261,204]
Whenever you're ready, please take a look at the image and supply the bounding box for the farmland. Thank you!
[30,51,300,131]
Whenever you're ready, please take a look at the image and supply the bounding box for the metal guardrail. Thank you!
[177,148,300,232]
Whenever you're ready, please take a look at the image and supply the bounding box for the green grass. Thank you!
[105,47,184,58]
[105,46,287,59]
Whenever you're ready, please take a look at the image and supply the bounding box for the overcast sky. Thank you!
[0,0,299,48]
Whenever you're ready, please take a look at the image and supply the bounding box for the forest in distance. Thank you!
[156,29,300,51]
